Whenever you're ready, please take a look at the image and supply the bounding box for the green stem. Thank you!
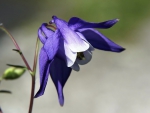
[28,37,40,113]
[33,38,40,74]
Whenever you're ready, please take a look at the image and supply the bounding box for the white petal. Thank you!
[53,17,89,52]
[63,30,89,52]
[76,50,92,65]
[71,62,80,71]
[76,32,95,52]
[64,42,77,67]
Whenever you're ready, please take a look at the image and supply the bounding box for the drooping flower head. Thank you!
[35,16,125,106]
[35,23,72,106]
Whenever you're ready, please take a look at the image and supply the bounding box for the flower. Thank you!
[35,16,125,106]
[34,23,72,106]
[50,16,125,71]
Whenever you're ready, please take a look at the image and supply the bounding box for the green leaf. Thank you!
[12,49,22,54]
[0,90,12,94]
[6,64,26,69]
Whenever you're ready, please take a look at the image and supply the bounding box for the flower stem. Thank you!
[33,37,40,73]
[28,75,35,113]
[0,25,32,71]
[28,37,40,113]
[0,25,40,113]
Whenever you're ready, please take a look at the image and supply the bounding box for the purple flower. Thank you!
[34,23,71,106]
[35,16,125,106]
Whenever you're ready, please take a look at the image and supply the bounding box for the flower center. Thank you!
[77,52,85,60]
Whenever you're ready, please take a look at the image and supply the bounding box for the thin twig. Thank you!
[33,37,40,73]
[28,76,35,113]
[0,26,20,50]
[0,25,37,113]
[28,37,40,113]
[0,25,32,71]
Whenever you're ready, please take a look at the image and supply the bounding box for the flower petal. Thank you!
[50,57,72,106]
[35,47,51,98]
[52,16,89,52]
[68,17,119,30]
[76,50,92,65]
[76,32,95,51]
[78,28,125,52]
[56,38,77,67]
[64,43,77,67]
[71,62,80,71]
[41,23,54,39]
[38,23,54,44]
[44,30,60,60]
[38,28,46,44]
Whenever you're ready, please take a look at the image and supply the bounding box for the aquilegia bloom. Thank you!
[35,16,125,106]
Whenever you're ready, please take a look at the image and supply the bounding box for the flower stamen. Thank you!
[77,52,85,60]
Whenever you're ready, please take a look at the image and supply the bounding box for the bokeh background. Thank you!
[0,0,150,113]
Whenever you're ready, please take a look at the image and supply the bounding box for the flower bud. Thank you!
[2,67,26,80]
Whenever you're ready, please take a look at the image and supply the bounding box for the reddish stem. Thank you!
[0,26,32,71]
[28,76,35,113]
[28,37,39,113]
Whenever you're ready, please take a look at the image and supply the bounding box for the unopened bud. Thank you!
[2,67,26,80]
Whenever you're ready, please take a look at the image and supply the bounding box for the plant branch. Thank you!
[0,25,32,71]
[0,24,40,113]
[28,37,40,113]
[33,37,40,73]
[28,75,35,113]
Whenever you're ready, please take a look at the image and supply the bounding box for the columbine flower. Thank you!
[50,16,125,71]
[35,16,125,106]
[34,23,72,106]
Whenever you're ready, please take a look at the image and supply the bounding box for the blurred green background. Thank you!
[1,0,150,113]
[0,0,150,42]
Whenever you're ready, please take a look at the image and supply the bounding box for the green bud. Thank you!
[2,67,26,80]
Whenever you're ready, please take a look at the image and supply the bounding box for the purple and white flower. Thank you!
[35,16,125,106]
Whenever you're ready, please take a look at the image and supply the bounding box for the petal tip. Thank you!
[113,47,125,53]
[34,88,45,98]
[41,23,48,27]
[34,95,38,98]
[34,92,42,98]
[116,19,120,22]
[112,19,119,25]
[120,47,125,52]
[52,15,57,20]
[58,96,64,106]
[59,101,64,106]
[49,20,53,24]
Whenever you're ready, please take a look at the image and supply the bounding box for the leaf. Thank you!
[6,64,26,69]
[12,49,22,54]
[0,90,12,94]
